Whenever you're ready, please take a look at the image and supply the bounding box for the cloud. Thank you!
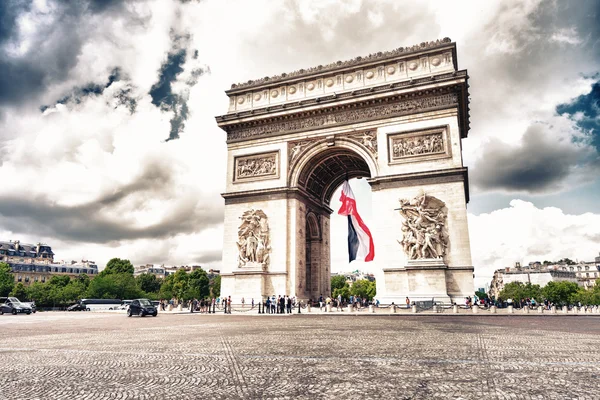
[557,78,600,151]
[470,117,600,194]
[469,200,600,287]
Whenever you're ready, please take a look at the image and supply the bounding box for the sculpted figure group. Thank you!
[237,156,276,179]
[393,133,443,159]
[397,193,449,260]
[237,209,270,267]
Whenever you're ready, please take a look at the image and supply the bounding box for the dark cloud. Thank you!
[149,41,208,141]
[0,162,223,243]
[40,67,136,113]
[0,1,144,109]
[471,123,599,193]
[150,48,188,142]
[557,78,600,151]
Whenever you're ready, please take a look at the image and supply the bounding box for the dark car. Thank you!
[67,303,88,311]
[0,297,32,315]
[128,299,157,317]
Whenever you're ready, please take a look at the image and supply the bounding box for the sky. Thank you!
[0,0,599,288]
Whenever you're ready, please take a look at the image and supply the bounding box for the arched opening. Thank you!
[292,144,375,300]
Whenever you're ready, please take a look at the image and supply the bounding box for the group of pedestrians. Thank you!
[265,295,295,313]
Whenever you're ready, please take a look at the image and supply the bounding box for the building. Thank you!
[573,262,600,289]
[9,260,98,286]
[133,264,205,278]
[1,240,98,285]
[0,240,55,264]
[216,38,474,303]
[489,262,578,299]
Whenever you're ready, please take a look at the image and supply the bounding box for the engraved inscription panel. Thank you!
[388,126,450,164]
[234,151,279,182]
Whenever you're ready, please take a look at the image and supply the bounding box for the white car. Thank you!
[117,300,132,311]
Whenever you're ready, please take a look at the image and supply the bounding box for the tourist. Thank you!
[227,296,232,314]
[251,298,254,308]
[319,294,324,311]
[241,297,245,308]
[191,298,197,313]
[405,297,410,309]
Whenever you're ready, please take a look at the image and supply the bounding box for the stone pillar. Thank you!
[326,304,332,313]
[537,306,543,314]
[453,304,459,313]
[168,304,173,312]
[508,305,514,314]
[369,305,374,313]
[472,306,478,314]
[490,306,497,314]
[562,306,568,314]
[347,305,353,313]
[411,305,417,313]
[390,304,396,314]
[177,304,182,312]
[523,306,529,314]
[307,304,311,313]
[551,306,556,314]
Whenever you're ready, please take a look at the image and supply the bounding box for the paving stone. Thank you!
[0,313,599,399]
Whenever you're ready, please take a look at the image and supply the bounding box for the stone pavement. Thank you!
[0,313,599,400]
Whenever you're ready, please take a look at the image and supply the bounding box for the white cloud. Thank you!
[469,200,600,287]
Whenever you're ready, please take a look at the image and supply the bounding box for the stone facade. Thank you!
[216,39,473,303]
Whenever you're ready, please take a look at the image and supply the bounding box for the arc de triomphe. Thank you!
[215,38,474,304]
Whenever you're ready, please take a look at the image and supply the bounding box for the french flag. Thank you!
[337,180,375,262]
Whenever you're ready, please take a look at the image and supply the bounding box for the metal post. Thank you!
[298,302,301,314]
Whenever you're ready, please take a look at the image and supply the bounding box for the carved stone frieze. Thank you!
[237,209,270,269]
[231,38,452,89]
[228,92,458,142]
[347,130,378,158]
[234,151,279,182]
[288,139,318,167]
[388,126,449,164]
[397,193,449,261]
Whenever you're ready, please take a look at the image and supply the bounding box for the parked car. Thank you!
[22,302,36,313]
[0,297,32,315]
[127,298,157,317]
[118,300,133,311]
[67,303,89,311]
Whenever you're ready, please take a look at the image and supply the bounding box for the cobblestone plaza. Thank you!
[1,313,599,400]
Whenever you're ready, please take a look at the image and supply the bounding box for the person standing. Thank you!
[227,296,232,314]
[286,296,292,313]
[241,297,245,308]
[319,294,324,311]
[405,296,410,309]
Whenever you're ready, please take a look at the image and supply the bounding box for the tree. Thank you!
[332,286,350,301]
[86,273,142,300]
[136,273,162,294]
[350,279,376,300]
[210,275,221,298]
[541,281,579,306]
[185,269,209,300]
[158,274,175,299]
[498,282,541,303]
[475,290,488,300]
[100,258,134,276]
[331,275,347,292]
[0,262,15,297]
[9,282,27,300]
[26,282,51,306]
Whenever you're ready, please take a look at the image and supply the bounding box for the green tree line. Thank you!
[0,259,221,308]
[498,280,600,306]
[330,275,376,301]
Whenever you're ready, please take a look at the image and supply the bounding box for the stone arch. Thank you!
[289,138,378,205]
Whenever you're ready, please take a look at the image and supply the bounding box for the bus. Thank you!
[79,299,122,311]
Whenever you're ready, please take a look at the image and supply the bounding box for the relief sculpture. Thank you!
[392,132,443,159]
[237,209,270,269]
[397,193,449,260]
[235,153,278,181]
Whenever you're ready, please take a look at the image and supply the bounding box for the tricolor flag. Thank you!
[337,180,375,262]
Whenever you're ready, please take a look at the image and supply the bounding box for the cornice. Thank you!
[217,70,467,124]
[228,38,454,92]
[220,83,469,143]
